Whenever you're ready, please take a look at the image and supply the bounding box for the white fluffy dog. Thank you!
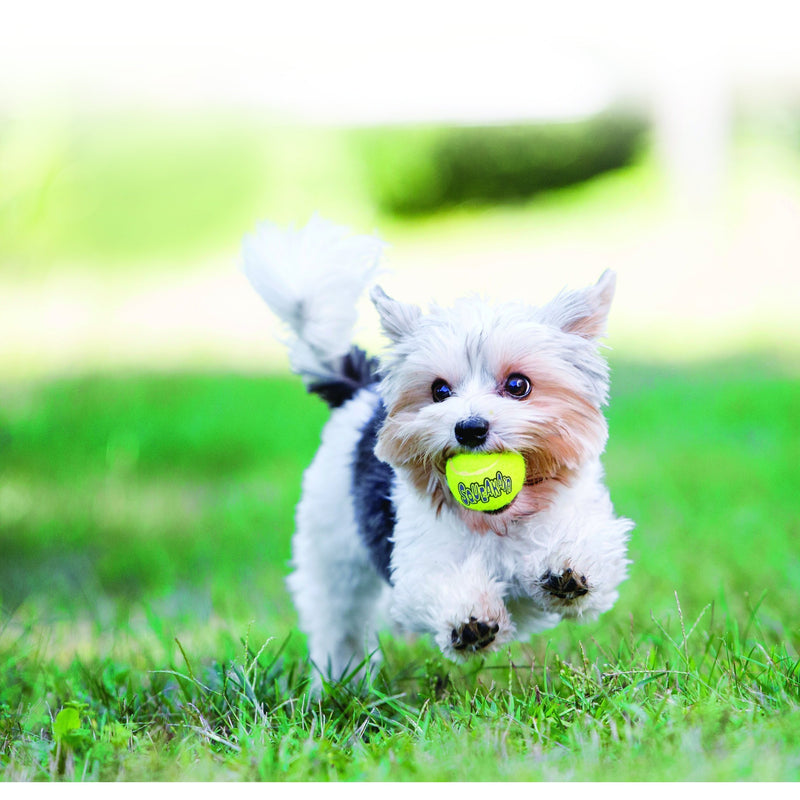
[242,216,633,682]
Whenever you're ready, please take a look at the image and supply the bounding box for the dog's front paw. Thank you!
[529,564,595,618]
[436,601,513,661]
[541,567,589,602]
[451,616,499,653]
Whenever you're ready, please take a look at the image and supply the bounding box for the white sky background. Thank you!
[2,0,800,123]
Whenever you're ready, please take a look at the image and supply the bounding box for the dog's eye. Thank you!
[504,373,532,399]
[431,379,453,403]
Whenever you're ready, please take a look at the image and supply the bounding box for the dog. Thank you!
[242,215,633,682]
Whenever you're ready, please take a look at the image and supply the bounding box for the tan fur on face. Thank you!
[375,332,609,536]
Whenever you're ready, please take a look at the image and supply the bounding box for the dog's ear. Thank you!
[539,270,616,340]
[370,286,422,343]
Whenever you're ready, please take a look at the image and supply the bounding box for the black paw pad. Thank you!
[541,567,589,601]
[451,616,500,652]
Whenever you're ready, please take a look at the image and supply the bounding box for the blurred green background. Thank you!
[0,112,647,276]
[1,7,800,672]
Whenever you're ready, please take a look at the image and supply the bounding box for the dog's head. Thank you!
[370,271,616,534]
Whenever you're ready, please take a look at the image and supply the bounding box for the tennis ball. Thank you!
[445,451,526,511]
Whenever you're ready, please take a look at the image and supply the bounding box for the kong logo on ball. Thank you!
[445,452,526,512]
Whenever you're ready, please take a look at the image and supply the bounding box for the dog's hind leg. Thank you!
[286,391,388,686]
[288,530,386,685]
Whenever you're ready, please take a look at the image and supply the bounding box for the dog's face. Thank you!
[371,272,616,534]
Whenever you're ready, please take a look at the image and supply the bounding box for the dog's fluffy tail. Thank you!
[242,215,385,407]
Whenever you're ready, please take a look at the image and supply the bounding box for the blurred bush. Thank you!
[0,110,649,277]
[352,111,649,215]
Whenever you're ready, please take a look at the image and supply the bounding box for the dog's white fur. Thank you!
[243,216,633,681]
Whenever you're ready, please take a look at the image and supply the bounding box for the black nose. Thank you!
[454,417,490,448]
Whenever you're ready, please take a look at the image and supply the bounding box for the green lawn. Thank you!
[1,355,799,781]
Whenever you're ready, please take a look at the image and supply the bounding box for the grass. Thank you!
[1,354,799,781]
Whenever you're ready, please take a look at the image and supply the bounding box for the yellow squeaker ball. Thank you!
[445,451,526,511]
